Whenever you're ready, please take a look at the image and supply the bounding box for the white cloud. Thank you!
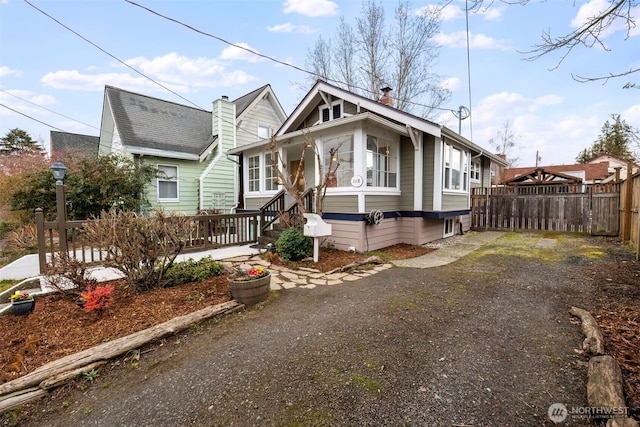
[435,31,510,50]
[219,43,263,63]
[423,3,503,21]
[440,77,461,91]
[266,23,315,34]
[0,89,56,117]
[282,0,338,17]
[0,66,21,78]
[570,0,640,39]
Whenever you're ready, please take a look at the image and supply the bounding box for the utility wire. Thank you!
[23,0,206,111]
[0,104,66,132]
[464,0,473,140]
[124,0,457,114]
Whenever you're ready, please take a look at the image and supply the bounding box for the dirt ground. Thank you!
[2,234,639,426]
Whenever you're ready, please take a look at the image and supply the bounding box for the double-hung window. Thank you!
[470,160,481,182]
[443,143,469,191]
[248,155,260,192]
[323,135,354,187]
[264,152,278,191]
[157,164,178,201]
[366,136,398,188]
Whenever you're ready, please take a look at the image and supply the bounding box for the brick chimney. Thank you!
[379,87,393,107]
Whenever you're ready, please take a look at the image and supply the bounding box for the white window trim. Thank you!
[157,164,179,202]
[442,142,470,194]
[470,159,481,182]
[258,124,271,140]
[365,135,399,190]
[444,218,455,238]
[246,151,281,194]
[318,100,344,124]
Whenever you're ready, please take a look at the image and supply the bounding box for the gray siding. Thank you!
[236,97,283,148]
[322,195,359,213]
[422,135,436,210]
[441,193,469,211]
[398,136,414,210]
[365,195,401,211]
[244,196,274,210]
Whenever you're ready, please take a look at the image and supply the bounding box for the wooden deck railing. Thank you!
[259,188,314,236]
[36,209,260,274]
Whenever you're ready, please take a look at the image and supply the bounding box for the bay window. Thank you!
[366,136,398,188]
[443,143,469,191]
[323,135,354,187]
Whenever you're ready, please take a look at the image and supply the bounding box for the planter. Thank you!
[227,271,271,305]
[12,299,35,315]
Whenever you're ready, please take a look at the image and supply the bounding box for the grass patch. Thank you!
[352,374,382,392]
[0,280,19,293]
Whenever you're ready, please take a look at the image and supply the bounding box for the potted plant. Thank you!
[10,291,35,315]
[227,266,271,305]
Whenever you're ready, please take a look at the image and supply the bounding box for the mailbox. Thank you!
[303,213,332,237]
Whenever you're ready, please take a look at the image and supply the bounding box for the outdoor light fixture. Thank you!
[50,161,67,185]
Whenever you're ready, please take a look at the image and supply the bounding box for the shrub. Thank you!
[82,209,193,292]
[43,253,96,296]
[276,228,312,262]
[163,257,225,287]
[80,285,115,315]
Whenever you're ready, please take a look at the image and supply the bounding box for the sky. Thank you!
[0,0,638,168]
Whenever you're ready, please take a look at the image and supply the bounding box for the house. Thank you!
[500,162,611,185]
[226,80,507,252]
[586,152,639,181]
[97,84,286,215]
[50,131,99,159]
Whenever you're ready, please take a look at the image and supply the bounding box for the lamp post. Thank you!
[50,161,68,254]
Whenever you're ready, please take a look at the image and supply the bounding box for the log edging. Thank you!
[0,300,243,412]
[569,306,638,427]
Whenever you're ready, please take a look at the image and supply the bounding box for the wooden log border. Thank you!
[0,300,243,413]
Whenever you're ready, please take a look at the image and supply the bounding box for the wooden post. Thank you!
[623,161,633,242]
[56,183,68,255]
[35,208,46,274]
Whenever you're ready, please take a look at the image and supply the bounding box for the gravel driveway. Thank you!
[19,233,616,427]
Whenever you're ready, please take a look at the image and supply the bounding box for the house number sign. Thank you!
[351,175,363,187]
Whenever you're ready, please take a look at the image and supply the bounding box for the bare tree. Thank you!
[303,0,450,119]
[489,120,520,167]
[267,133,342,215]
[468,0,639,88]
[304,35,332,85]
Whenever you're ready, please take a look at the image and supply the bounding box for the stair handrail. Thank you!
[259,189,286,235]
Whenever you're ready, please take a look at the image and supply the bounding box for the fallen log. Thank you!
[569,306,605,355]
[0,387,48,413]
[326,256,383,274]
[0,300,241,397]
[587,355,639,427]
[39,360,107,391]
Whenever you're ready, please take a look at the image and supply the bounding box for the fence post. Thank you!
[35,208,46,274]
[56,183,68,254]
[623,161,633,242]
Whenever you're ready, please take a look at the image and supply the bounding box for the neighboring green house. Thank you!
[227,80,507,252]
[97,84,286,214]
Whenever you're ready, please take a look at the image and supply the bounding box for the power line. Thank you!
[0,88,100,131]
[23,0,206,111]
[124,0,457,114]
[0,103,66,132]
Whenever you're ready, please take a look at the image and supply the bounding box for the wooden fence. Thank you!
[619,172,640,258]
[36,210,260,274]
[471,183,620,235]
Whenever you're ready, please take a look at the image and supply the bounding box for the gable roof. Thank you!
[501,162,610,184]
[50,131,99,159]
[502,167,584,185]
[104,86,214,158]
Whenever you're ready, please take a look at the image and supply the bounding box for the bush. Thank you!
[82,209,193,292]
[276,228,312,262]
[163,257,225,287]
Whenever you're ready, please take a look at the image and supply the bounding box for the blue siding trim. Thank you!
[322,210,470,222]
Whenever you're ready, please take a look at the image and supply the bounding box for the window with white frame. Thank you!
[319,101,343,123]
[323,134,354,187]
[366,136,398,188]
[444,218,455,237]
[248,155,260,192]
[157,164,178,200]
[264,152,278,191]
[470,160,481,182]
[443,143,469,191]
[258,124,270,140]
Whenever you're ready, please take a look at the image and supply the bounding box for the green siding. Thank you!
[143,157,203,215]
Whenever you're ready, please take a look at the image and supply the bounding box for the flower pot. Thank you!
[227,271,271,305]
[12,299,35,315]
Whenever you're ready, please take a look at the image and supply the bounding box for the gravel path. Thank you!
[19,233,611,427]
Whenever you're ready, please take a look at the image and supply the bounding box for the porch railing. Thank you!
[259,188,314,236]
[35,209,260,274]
